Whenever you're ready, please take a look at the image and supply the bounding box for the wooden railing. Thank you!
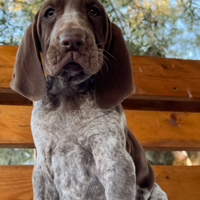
[0,45,200,200]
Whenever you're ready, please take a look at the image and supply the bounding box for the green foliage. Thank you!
[0,149,34,165]
[0,0,44,45]
[1,0,200,58]
[102,0,200,58]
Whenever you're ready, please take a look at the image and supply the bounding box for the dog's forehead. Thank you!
[41,0,104,10]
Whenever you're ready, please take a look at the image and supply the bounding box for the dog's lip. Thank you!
[46,60,91,84]
[57,62,91,84]
[59,62,83,77]
[63,62,83,71]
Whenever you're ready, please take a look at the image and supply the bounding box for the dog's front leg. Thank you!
[32,161,59,200]
[90,135,136,200]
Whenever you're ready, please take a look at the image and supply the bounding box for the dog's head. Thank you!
[11,0,134,109]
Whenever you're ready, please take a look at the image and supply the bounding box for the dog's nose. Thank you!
[60,33,85,51]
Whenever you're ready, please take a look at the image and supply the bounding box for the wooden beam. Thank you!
[0,45,18,89]
[1,105,200,150]
[0,165,199,200]
[1,45,200,111]
[122,98,200,112]
[0,165,33,200]
[0,89,32,105]
[131,56,200,98]
[154,166,200,200]
[0,91,200,112]
[0,105,34,148]
[125,109,200,151]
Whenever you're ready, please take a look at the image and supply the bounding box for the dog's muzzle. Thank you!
[58,62,90,85]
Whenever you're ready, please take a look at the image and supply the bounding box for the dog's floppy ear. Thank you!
[10,12,46,101]
[95,23,134,110]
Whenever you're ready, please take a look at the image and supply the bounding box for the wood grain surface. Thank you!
[0,165,33,200]
[1,45,200,200]
[0,165,199,200]
[0,45,18,88]
[125,109,200,150]
[1,45,200,111]
[0,105,33,148]
[153,166,200,200]
[131,56,200,98]
[1,105,200,150]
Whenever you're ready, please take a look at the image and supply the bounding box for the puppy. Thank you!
[11,0,168,199]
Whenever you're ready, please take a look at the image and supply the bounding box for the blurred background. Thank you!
[0,0,200,165]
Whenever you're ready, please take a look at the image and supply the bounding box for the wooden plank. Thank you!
[131,56,200,98]
[1,105,200,150]
[1,45,200,109]
[0,90,32,105]
[122,98,200,112]
[153,166,200,200]
[0,165,33,200]
[0,165,200,200]
[125,110,200,150]
[0,46,32,105]
[0,92,200,112]
[0,45,18,88]
[0,105,34,148]
[1,92,200,112]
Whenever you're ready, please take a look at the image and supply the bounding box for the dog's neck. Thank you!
[41,75,96,111]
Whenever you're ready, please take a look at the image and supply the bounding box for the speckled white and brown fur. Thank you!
[11,0,168,199]
[31,92,134,200]
[31,90,167,200]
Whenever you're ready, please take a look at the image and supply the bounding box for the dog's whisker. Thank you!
[96,42,107,46]
[93,48,116,61]
[102,49,116,60]
[93,50,109,74]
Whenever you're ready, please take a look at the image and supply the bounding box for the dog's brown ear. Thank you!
[95,23,134,110]
[10,13,46,101]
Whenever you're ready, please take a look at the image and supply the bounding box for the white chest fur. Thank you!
[31,94,126,152]
[31,94,127,199]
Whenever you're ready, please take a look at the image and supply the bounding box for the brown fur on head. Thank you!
[11,0,134,109]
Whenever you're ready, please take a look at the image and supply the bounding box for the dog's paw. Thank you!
[149,183,168,200]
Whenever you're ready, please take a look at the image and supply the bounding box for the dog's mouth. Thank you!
[58,62,90,84]
[60,62,83,77]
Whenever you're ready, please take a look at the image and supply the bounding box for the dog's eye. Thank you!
[44,8,55,18]
[90,6,100,17]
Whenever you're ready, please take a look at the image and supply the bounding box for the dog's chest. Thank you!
[31,95,126,199]
[31,96,124,148]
